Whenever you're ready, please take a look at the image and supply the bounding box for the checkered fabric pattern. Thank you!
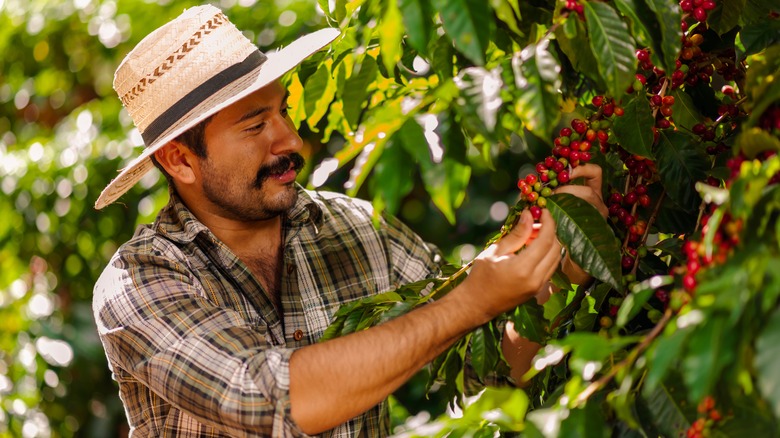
[93,186,441,437]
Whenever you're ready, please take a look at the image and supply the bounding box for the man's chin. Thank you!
[262,184,299,213]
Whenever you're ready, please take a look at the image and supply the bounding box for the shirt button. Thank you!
[293,330,304,341]
[287,264,296,274]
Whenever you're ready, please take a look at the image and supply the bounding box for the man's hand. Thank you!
[554,163,607,218]
[458,208,562,323]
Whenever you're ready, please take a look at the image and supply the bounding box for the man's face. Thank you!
[197,80,305,221]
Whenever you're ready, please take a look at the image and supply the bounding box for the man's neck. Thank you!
[177,191,284,258]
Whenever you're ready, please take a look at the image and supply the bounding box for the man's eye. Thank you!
[281,106,291,116]
[246,123,265,132]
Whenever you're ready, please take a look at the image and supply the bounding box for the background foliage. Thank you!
[2,0,780,437]
[0,0,525,436]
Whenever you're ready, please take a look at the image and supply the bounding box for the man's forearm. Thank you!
[289,285,489,434]
[290,208,562,434]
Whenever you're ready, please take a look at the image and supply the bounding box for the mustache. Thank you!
[252,153,305,188]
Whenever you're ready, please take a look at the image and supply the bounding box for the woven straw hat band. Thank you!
[113,6,261,147]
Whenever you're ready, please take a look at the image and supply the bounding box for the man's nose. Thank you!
[271,114,303,156]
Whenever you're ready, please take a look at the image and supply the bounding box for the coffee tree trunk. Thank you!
[298,0,780,435]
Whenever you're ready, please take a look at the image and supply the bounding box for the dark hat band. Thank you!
[141,50,266,147]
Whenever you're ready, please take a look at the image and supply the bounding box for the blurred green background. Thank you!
[0,0,529,436]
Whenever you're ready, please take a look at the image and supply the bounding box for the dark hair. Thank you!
[150,115,213,186]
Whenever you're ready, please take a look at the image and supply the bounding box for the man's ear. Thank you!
[154,141,199,185]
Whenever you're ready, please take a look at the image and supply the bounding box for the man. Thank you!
[93,5,605,437]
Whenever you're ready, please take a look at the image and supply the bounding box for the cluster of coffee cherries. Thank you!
[606,149,658,273]
[686,396,723,438]
[679,210,742,294]
[692,122,730,155]
[517,106,624,220]
[562,0,585,20]
[680,0,717,25]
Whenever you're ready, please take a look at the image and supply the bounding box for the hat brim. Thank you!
[95,27,340,210]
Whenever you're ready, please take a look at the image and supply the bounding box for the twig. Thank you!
[574,308,672,405]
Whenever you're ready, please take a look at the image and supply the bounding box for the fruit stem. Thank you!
[622,175,644,251]
[631,189,666,275]
[651,78,669,120]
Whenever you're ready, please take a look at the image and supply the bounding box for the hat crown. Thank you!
[95,6,339,210]
[113,5,258,137]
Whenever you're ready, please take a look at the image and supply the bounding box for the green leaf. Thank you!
[737,17,780,58]
[707,0,746,35]
[378,0,404,74]
[456,66,505,134]
[511,300,548,344]
[583,2,636,98]
[432,0,492,65]
[555,333,639,372]
[641,376,695,436]
[574,293,599,331]
[645,0,682,74]
[616,276,673,328]
[303,63,337,130]
[611,94,655,158]
[430,35,455,79]
[738,128,780,160]
[489,0,524,38]
[396,118,471,223]
[547,193,623,289]
[399,0,434,55]
[559,402,610,438]
[670,89,704,133]
[756,306,780,419]
[656,131,709,209]
[613,0,664,59]
[370,140,414,216]
[555,17,606,90]
[741,0,779,26]
[342,56,378,130]
[462,386,529,426]
[745,45,780,120]
[571,283,611,332]
[645,327,691,390]
[511,39,562,140]
[470,323,500,381]
[682,314,737,401]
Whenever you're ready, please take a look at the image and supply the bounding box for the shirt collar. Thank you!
[154,184,323,244]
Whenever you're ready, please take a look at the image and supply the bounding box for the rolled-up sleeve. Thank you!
[94,247,308,437]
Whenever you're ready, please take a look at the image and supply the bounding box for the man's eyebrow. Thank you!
[235,91,291,125]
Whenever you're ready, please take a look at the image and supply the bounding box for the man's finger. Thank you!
[520,209,558,261]
[495,209,533,256]
[569,164,603,198]
[554,185,609,218]
[520,210,562,279]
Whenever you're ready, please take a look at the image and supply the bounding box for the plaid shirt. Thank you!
[93,186,441,437]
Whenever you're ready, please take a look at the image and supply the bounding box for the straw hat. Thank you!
[95,5,339,209]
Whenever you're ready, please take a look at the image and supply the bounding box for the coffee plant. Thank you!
[296,0,780,435]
